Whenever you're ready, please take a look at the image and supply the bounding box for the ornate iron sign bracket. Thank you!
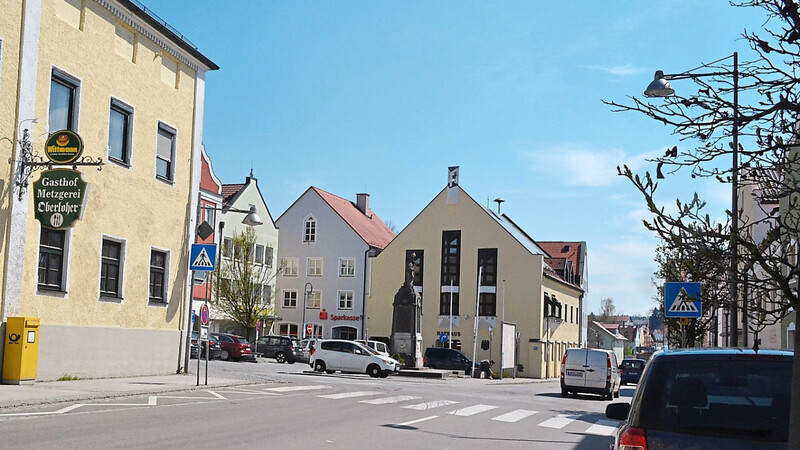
[10,128,103,201]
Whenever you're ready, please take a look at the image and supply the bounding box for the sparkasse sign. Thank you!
[44,130,84,164]
[33,169,88,229]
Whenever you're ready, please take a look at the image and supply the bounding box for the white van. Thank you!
[310,340,400,378]
[560,348,621,400]
[355,340,390,357]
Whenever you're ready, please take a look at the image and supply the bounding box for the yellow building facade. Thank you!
[0,0,217,379]
[366,183,583,378]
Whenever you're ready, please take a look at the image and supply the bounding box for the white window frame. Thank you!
[282,289,298,308]
[262,284,272,306]
[148,247,170,305]
[303,216,316,243]
[36,226,72,297]
[338,290,354,310]
[283,257,298,277]
[255,244,265,265]
[339,258,355,277]
[98,234,127,302]
[108,96,134,167]
[48,66,81,133]
[222,237,233,259]
[307,257,323,277]
[308,290,321,309]
[155,121,176,183]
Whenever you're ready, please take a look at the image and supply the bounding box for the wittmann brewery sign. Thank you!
[33,169,87,229]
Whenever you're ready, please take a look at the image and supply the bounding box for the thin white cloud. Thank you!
[584,64,647,77]
[522,144,659,187]
[589,238,660,315]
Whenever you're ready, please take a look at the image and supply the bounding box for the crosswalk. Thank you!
[284,384,618,435]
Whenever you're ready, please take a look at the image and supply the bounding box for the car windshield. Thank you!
[236,337,249,344]
[638,357,791,442]
[357,343,378,355]
[622,360,644,369]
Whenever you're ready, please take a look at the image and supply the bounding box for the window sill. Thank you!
[99,295,123,303]
[155,175,175,185]
[148,300,168,307]
[108,157,131,168]
[37,288,67,298]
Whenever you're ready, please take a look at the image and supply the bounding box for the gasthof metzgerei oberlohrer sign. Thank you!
[44,130,83,164]
[33,169,87,229]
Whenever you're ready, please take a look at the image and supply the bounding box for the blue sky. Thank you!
[150,1,764,316]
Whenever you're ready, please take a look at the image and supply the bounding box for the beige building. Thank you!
[366,177,583,378]
[0,0,217,380]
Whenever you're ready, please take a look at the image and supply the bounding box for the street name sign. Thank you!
[33,169,88,229]
[664,282,702,318]
[190,244,217,271]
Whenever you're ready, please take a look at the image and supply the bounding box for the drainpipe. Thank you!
[361,247,371,339]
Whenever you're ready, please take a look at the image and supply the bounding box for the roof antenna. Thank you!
[493,198,505,215]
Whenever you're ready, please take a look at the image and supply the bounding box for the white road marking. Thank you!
[318,391,379,400]
[447,404,498,416]
[491,409,537,423]
[585,419,620,436]
[216,387,275,394]
[403,400,460,410]
[393,415,439,427]
[360,395,419,405]
[206,391,226,399]
[0,403,84,417]
[265,385,331,393]
[538,414,581,429]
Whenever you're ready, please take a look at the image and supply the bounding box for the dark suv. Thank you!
[252,335,297,364]
[606,348,792,449]
[423,347,472,374]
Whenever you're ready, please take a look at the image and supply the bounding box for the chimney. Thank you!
[356,193,370,216]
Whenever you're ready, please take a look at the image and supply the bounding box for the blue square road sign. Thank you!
[190,244,218,271]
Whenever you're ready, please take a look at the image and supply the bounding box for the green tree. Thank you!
[212,228,279,340]
[605,1,800,443]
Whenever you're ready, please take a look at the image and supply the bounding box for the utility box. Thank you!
[3,317,40,385]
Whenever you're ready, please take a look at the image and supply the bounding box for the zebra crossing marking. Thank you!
[491,409,537,423]
[448,404,498,416]
[318,391,379,400]
[585,419,620,436]
[403,400,460,410]
[393,415,439,428]
[360,395,420,405]
[538,413,581,429]
[266,385,331,393]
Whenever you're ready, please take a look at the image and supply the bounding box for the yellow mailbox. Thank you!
[3,317,40,385]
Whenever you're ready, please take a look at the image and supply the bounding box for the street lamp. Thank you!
[302,282,313,339]
[644,52,740,347]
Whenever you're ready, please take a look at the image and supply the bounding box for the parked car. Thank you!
[192,332,221,360]
[355,340,390,357]
[423,347,472,374]
[211,332,256,362]
[606,348,792,449]
[190,335,200,359]
[296,338,317,364]
[619,358,646,385]
[560,348,621,399]
[251,335,298,364]
[310,339,400,378]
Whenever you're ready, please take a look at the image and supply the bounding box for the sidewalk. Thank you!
[0,373,252,410]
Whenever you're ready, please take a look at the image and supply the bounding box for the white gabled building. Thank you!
[275,187,394,340]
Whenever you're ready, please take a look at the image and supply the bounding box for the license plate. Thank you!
[566,370,583,377]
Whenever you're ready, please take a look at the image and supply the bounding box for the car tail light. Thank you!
[617,426,647,450]
[561,354,566,377]
[607,355,612,382]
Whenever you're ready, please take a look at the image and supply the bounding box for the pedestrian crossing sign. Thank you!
[664,282,702,318]
[190,243,217,271]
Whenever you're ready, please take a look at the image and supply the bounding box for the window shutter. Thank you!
[157,127,173,161]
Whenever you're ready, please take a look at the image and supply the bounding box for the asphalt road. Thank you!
[0,358,629,449]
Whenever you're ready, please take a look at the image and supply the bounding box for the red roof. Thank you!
[312,187,395,249]
[221,184,245,204]
[539,242,582,268]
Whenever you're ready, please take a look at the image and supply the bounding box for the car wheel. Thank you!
[220,349,230,361]
[561,388,568,398]
[367,364,381,378]
[314,360,326,373]
[276,352,286,363]
[287,360,295,365]
[614,388,620,398]
[325,370,335,374]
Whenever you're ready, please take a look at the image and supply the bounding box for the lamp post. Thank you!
[183,202,265,373]
[644,52,740,347]
[302,282,313,339]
